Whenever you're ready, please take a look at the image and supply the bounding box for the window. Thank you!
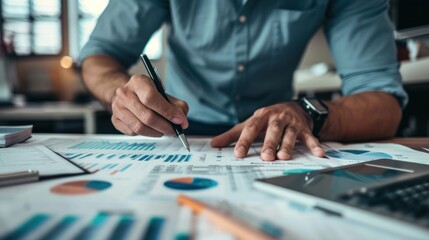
[1,0,62,56]
[69,0,163,61]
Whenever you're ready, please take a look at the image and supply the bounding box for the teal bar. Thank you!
[108,215,134,240]
[142,217,164,240]
[174,233,191,240]
[1,214,50,240]
[73,213,109,240]
[40,216,78,240]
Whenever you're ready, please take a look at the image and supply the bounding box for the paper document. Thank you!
[0,145,85,176]
[1,136,428,240]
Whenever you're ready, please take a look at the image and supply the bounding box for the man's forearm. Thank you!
[321,92,402,142]
[81,55,130,111]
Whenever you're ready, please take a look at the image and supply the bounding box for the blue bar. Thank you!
[120,164,132,172]
[70,143,82,149]
[107,154,116,160]
[185,155,191,162]
[131,154,139,160]
[109,164,118,169]
[145,143,155,151]
[145,155,153,161]
[171,155,179,162]
[139,155,148,161]
[101,164,111,170]
[69,154,82,160]
[73,213,109,240]
[108,215,134,240]
[119,154,128,159]
[40,216,78,240]
[164,155,173,162]
[2,214,50,240]
[142,217,164,240]
[96,154,105,159]
[107,144,113,150]
[87,142,95,149]
[155,155,162,160]
[80,153,93,159]
[178,155,186,162]
[88,164,97,171]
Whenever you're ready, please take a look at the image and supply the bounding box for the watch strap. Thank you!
[299,97,328,138]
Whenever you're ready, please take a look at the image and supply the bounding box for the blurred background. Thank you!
[0,0,428,136]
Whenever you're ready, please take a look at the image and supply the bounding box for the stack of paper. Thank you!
[0,125,32,147]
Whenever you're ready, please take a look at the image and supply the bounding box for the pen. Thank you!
[0,169,39,187]
[140,54,190,152]
[177,195,280,240]
[214,199,284,238]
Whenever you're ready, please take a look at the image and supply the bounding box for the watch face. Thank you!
[306,98,328,114]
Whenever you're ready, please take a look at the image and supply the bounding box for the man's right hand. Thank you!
[111,74,189,137]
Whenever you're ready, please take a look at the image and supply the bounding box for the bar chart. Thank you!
[69,141,157,151]
[63,152,192,163]
[0,212,166,240]
[77,163,134,175]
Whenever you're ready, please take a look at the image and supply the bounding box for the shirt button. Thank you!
[239,15,247,23]
[237,64,245,72]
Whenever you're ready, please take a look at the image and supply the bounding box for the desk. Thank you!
[0,102,103,134]
[0,135,428,240]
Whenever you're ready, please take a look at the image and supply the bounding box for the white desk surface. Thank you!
[0,134,424,240]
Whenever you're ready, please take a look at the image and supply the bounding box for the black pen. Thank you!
[140,54,190,152]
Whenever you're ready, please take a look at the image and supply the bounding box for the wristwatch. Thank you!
[299,97,329,138]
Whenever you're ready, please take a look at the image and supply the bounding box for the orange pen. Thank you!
[177,195,279,240]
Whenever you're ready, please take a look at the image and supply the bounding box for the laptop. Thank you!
[254,159,429,239]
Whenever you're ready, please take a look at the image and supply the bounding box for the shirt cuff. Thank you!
[341,64,408,109]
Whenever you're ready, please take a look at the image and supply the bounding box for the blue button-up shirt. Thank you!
[79,0,407,125]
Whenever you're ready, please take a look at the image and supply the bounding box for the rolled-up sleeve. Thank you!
[325,0,408,108]
[78,0,168,68]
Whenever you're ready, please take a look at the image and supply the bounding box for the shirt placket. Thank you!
[234,9,249,122]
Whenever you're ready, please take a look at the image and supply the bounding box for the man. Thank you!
[79,0,407,161]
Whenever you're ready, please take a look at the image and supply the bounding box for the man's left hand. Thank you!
[211,102,325,161]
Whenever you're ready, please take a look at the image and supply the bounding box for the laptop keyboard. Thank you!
[338,174,429,228]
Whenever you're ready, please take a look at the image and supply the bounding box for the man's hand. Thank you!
[111,74,189,137]
[211,102,325,161]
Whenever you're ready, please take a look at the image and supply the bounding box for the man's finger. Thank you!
[234,118,265,158]
[133,76,188,127]
[277,126,298,160]
[114,106,163,137]
[112,116,136,136]
[300,132,325,157]
[125,93,175,135]
[261,119,286,161]
[211,124,243,148]
[168,96,190,129]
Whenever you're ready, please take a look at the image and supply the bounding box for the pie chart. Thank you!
[51,180,112,195]
[326,149,392,161]
[164,177,218,191]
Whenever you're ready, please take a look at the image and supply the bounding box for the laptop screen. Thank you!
[311,164,407,196]
[259,160,421,200]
